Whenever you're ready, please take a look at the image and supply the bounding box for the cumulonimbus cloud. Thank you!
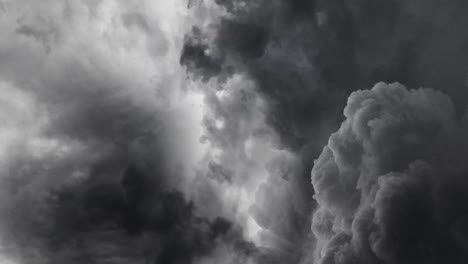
[181,1,468,262]
[312,82,468,264]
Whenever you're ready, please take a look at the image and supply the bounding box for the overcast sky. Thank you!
[1,1,468,264]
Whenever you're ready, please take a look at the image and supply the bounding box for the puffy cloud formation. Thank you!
[312,82,468,264]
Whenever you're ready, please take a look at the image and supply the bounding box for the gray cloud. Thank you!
[3,0,468,263]
[0,1,268,263]
[183,0,468,150]
[181,1,468,262]
[312,82,468,264]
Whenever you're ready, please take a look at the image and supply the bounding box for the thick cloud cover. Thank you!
[0,1,270,263]
[181,1,468,262]
[3,0,468,263]
[312,82,468,264]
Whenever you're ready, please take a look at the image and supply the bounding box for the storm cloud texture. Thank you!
[182,0,468,263]
[312,83,468,264]
[0,1,266,263]
[1,0,468,264]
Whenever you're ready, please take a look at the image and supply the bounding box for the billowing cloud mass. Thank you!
[2,0,468,263]
[0,1,268,263]
[183,0,468,148]
[181,0,468,262]
[312,82,468,264]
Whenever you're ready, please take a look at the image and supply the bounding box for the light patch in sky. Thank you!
[167,88,208,170]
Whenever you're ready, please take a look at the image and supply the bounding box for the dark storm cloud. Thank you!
[312,83,468,264]
[181,27,224,82]
[184,0,468,147]
[3,0,468,263]
[38,163,239,264]
[182,1,468,262]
